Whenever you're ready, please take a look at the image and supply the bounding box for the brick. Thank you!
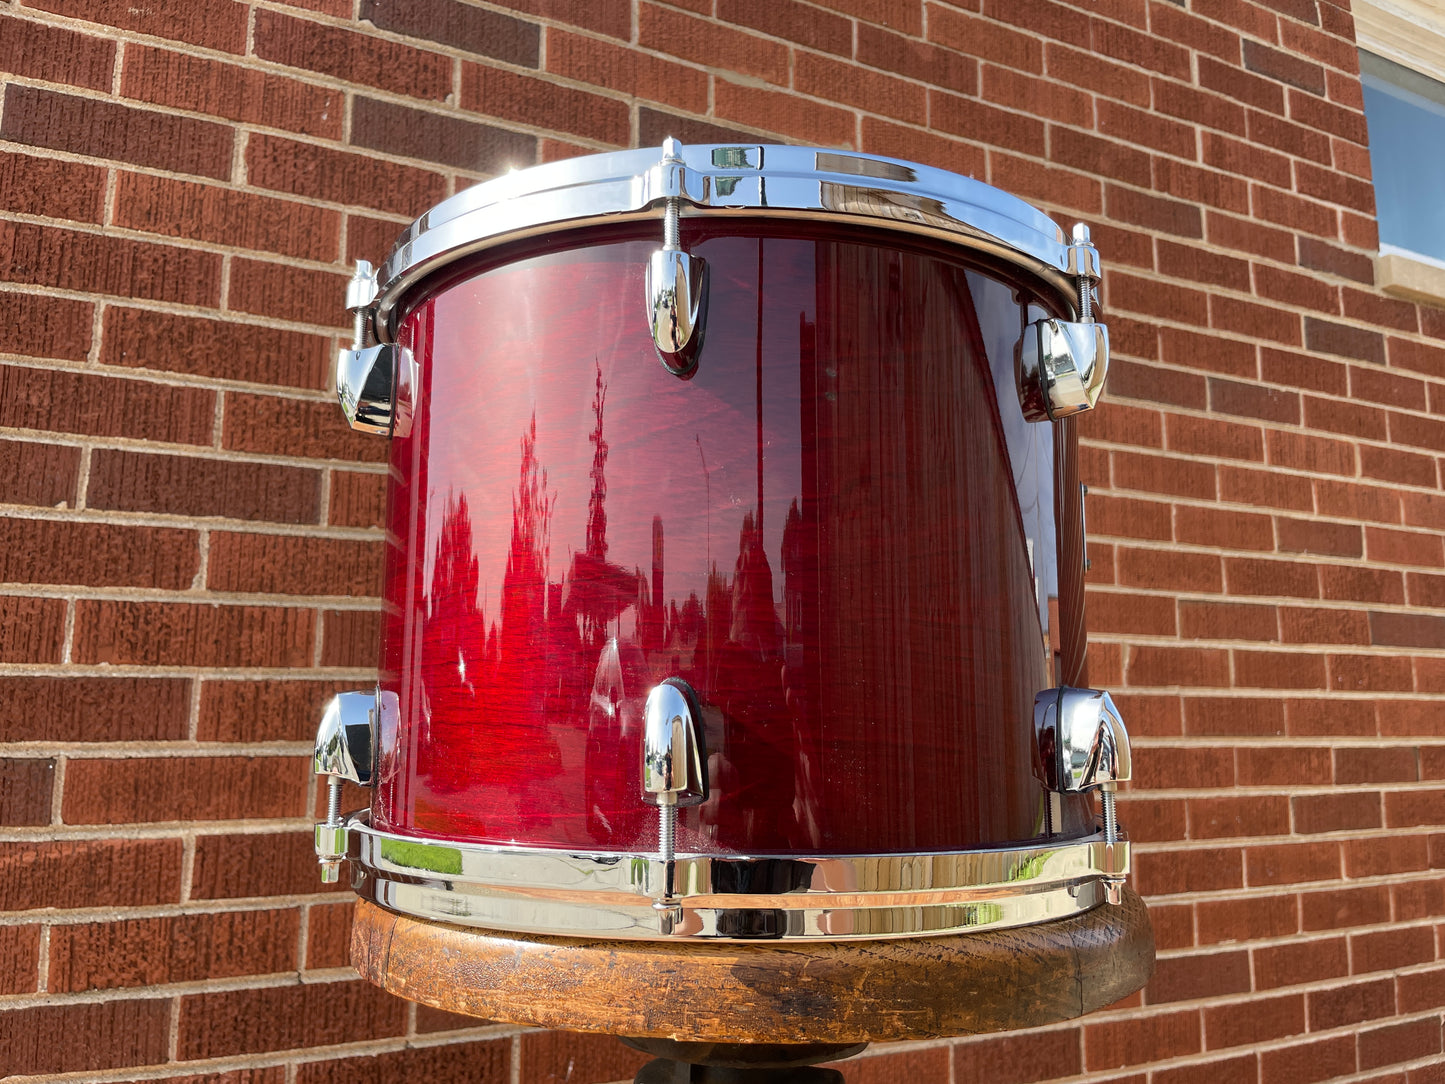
[1262,348,1347,396]
[1204,131,1292,188]
[861,24,977,95]
[1198,892,1297,944]
[1309,976,1396,1030]
[0,596,66,664]
[346,213,411,264]
[1189,794,1290,838]
[1087,591,1174,639]
[1360,1017,1443,1071]
[495,0,628,39]
[1184,696,1286,736]
[1387,789,1445,828]
[715,78,856,146]
[0,516,197,589]
[638,4,788,85]
[1409,572,1445,608]
[1287,697,1376,737]
[1314,479,1400,523]
[49,909,299,991]
[330,471,388,529]
[1302,884,1391,930]
[1298,236,1374,283]
[122,44,342,140]
[0,438,80,507]
[1337,746,1419,784]
[637,107,759,147]
[1259,1035,1355,1084]
[89,450,319,526]
[255,8,451,100]
[518,1031,651,1084]
[102,307,330,391]
[1371,612,1445,650]
[63,756,308,824]
[1360,444,1437,488]
[1084,1009,1201,1071]
[297,1041,513,1084]
[0,924,40,995]
[193,831,348,899]
[1155,1056,1258,1084]
[1353,364,1429,409]
[1279,605,1369,645]
[0,999,172,1076]
[809,0,921,33]
[0,838,182,910]
[352,97,536,174]
[1225,558,1317,599]
[1178,599,1277,641]
[1247,840,1340,885]
[1352,926,1436,976]
[1254,937,1349,988]
[1398,966,1445,1012]
[717,0,852,56]
[1389,338,1445,381]
[248,133,447,217]
[28,0,247,51]
[1243,39,1325,94]
[933,92,1044,156]
[929,7,1043,73]
[1249,110,1333,166]
[0,676,190,742]
[461,63,629,145]
[1204,992,1305,1048]
[986,65,1093,128]
[1112,450,1216,499]
[223,392,388,463]
[1389,410,1445,453]
[1118,548,1223,593]
[178,979,407,1058]
[1123,796,1187,843]
[1207,211,1295,264]
[0,149,106,225]
[1405,493,1445,531]
[361,0,537,65]
[1319,565,1405,606]
[1266,430,1353,476]
[0,758,53,826]
[0,15,114,91]
[1150,3,1242,63]
[1292,790,1381,834]
[948,1027,1081,1084]
[1053,129,1151,188]
[209,532,384,597]
[1,84,232,180]
[1167,415,1265,461]
[72,600,316,668]
[1210,378,1300,424]
[199,679,352,742]
[114,172,339,263]
[0,221,221,307]
[1200,55,1285,114]
[982,0,1090,44]
[322,608,381,667]
[306,900,355,969]
[548,31,709,115]
[228,258,349,329]
[1138,746,1237,791]
[1330,653,1414,692]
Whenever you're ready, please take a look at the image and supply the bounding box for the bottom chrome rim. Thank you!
[346,815,1129,942]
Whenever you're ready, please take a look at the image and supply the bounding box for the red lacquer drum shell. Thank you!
[317,146,1145,971]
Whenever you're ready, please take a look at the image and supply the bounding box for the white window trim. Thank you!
[1356,0,1445,303]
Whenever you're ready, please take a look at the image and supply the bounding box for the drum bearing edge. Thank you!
[345,813,1129,942]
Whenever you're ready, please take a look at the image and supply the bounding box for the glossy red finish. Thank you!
[374,224,1090,856]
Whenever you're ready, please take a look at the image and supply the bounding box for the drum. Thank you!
[312,143,1152,1053]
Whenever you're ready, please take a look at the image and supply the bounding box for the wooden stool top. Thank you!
[351,890,1154,1045]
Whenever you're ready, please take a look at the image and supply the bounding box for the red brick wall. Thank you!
[1,0,1442,1081]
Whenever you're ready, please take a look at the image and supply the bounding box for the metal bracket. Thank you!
[1017,223,1110,422]
[337,260,413,437]
[314,690,378,883]
[645,138,709,377]
[1033,686,1131,903]
[642,678,709,930]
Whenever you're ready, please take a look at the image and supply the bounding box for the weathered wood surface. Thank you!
[351,891,1154,1044]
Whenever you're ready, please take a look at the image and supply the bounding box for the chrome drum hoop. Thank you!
[369,143,1093,340]
[347,816,1130,942]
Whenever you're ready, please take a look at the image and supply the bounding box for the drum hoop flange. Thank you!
[345,815,1129,942]
[369,144,1093,342]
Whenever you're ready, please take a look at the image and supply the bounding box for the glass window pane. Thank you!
[1362,50,1445,265]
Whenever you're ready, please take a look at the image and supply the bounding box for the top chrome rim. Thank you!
[371,143,1087,341]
